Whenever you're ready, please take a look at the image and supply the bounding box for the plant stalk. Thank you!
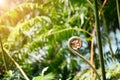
[0,37,30,80]
[94,0,106,80]
[0,37,7,71]
[116,0,120,28]
[102,12,116,62]
[90,26,96,80]
[68,36,101,80]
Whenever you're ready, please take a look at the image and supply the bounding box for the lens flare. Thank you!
[0,0,6,7]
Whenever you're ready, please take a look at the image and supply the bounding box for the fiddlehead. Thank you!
[68,36,101,80]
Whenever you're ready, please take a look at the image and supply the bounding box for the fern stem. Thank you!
[68,36,101,80]
[46,27,93,37]
[0,37,7,71]
[0,38,29,80]
[102,12,116,62]
[85,0,94,10]
[90,26,96,80]
[94,0,106,80]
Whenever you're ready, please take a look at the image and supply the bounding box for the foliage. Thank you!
[0,0,119,80]
[73,63,120,80]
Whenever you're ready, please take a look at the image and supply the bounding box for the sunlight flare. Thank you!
[0,0,6,7]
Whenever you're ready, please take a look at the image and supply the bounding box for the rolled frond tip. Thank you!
[68,36,82,50]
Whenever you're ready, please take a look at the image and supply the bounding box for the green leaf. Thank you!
[33,73,55,80]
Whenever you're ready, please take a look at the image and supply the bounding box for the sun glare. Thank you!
[0,0,6,7]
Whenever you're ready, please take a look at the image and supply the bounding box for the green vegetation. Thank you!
[0,0,120,80]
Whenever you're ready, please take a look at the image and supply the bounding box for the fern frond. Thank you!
[0,3,43,26]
